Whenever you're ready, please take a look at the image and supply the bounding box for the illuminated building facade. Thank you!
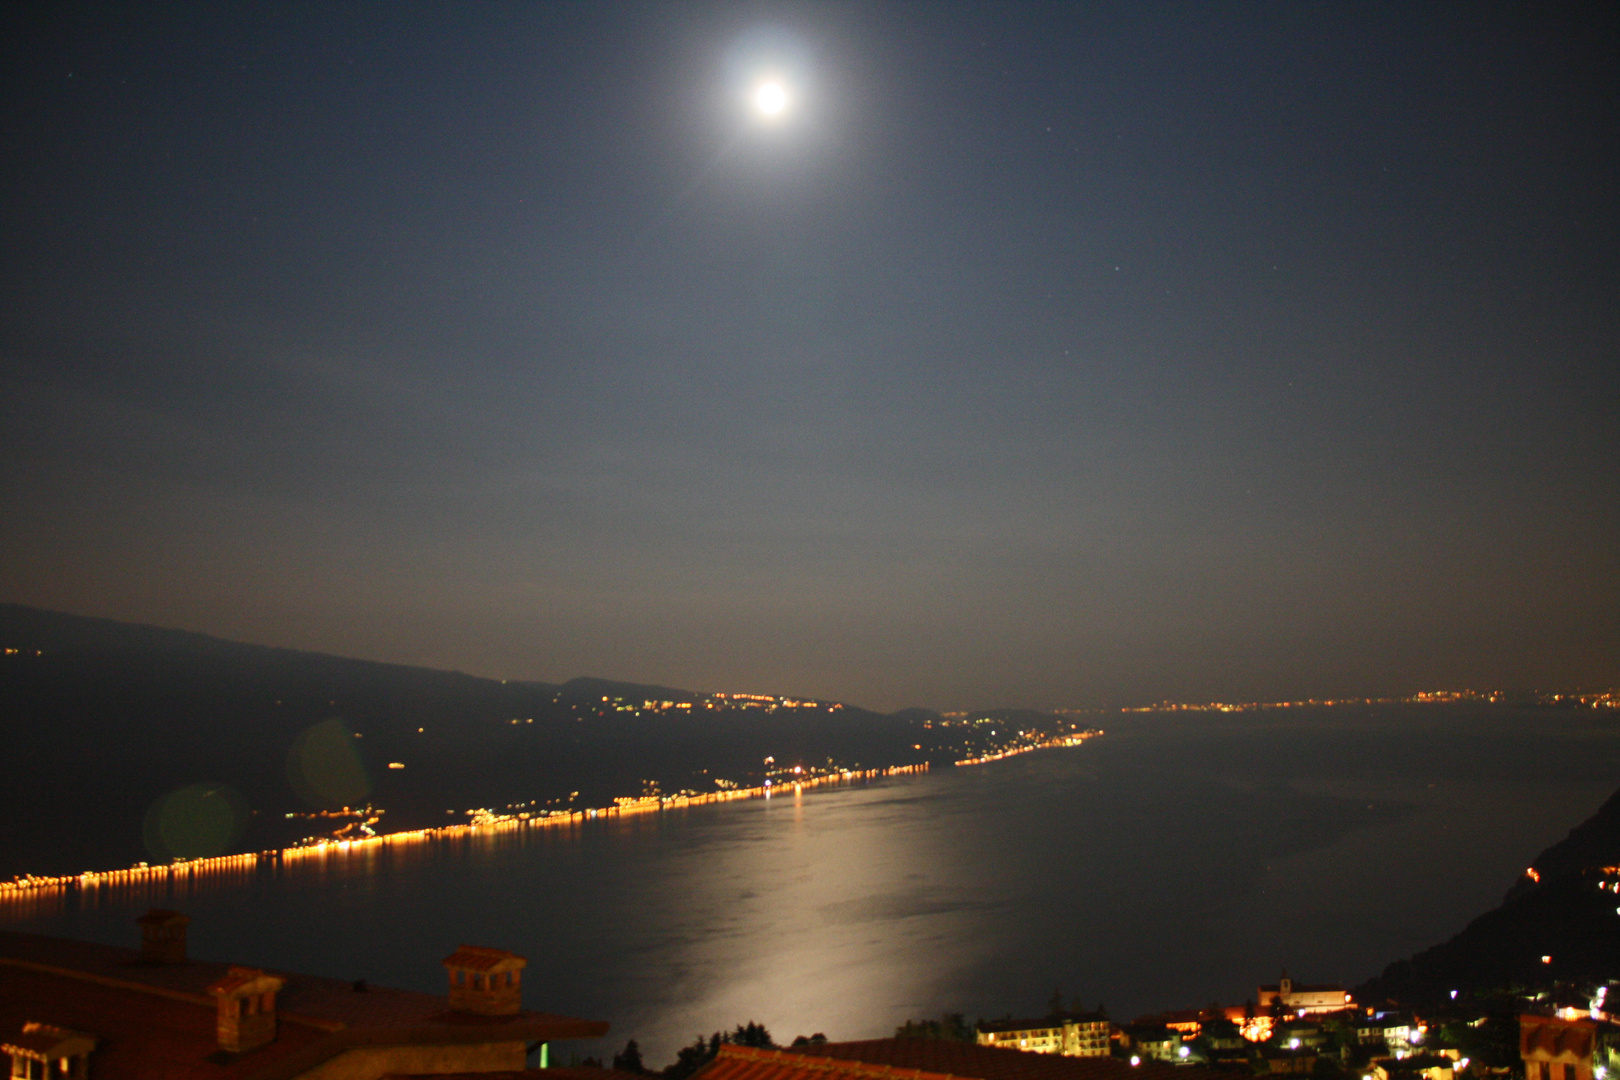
[1356,1013,1418,1053]
[1256,973,1352,1017]
[976,1012,1112,1057]
[2,1023,94,1080]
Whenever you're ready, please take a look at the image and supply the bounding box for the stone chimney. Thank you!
[206,966,285,1054]
[442,946,526,1016]
[1,1023,95,1080]
[137,908,190,964]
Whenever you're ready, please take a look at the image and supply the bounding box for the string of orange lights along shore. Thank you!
[0,762,935,900]
[953,732,1095,767]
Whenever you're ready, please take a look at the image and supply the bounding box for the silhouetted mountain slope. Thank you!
[1358,784,1620,1005]
[0,605,1066,879]
[1513,785,1620,898]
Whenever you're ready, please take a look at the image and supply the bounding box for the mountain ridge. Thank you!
[0,603,1080,880]
[1357,782,1620,1005]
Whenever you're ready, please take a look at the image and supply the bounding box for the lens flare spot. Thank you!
[142,783,248,862]
[288,719,372,809]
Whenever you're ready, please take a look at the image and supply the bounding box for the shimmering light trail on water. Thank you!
[6,706,1620,1066]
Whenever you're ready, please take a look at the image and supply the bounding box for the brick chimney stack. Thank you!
[136,908,190,964]
[442,946,526,1016]
[206,967,285,1054]
[1,1023,96,1079]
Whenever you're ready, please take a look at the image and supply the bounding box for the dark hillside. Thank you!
[1510,785,1620,899]
[0,605,1081,879]
[1358,783,1620,1006]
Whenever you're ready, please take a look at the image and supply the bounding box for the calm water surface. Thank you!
[9,705,1619,1063]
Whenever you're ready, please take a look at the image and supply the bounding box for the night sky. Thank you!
[2,3,1615,710]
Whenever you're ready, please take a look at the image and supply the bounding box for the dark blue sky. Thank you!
[2,2,1615,709]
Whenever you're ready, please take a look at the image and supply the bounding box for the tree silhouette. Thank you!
[730,1022,775,1049]
[614,1039,648,1074]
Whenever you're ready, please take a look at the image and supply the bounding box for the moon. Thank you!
[752,81,788,118]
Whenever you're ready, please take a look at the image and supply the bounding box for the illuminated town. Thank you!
[4,638,1620,1074]
[3,680,1616,901]
[1096,689,1620,716]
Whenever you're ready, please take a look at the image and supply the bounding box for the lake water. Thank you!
[7,703,1618,1065]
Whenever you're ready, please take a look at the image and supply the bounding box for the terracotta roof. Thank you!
[383,1072,611,1079]
[1520,1016,1596,1062]
[697,1043,966,1080]
[0,961,330,1080]
[0,929,607,1080]
[444,945,528,972]
[795,1038,1187,1080]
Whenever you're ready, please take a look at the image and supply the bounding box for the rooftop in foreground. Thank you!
[0,918,606,1080]
[706,1039,1187,1080]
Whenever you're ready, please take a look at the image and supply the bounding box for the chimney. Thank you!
[206,967,285,1054]
[443,946,526,1016]
[1,1023,96,1080]
[137,908,190,964]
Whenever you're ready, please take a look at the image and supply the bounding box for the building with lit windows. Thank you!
[976,1013,1112,1057]
[1256,974,1352,1017]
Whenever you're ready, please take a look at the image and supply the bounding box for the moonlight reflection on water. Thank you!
[8,705,1619,1064]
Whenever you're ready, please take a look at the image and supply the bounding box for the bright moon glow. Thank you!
[753,81,788,117]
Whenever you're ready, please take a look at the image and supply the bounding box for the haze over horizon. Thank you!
[2,2,1616,712]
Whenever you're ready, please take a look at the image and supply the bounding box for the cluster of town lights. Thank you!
[1116,688,1616,714]
[955,731,1096,767]
[3,710,1114,898]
